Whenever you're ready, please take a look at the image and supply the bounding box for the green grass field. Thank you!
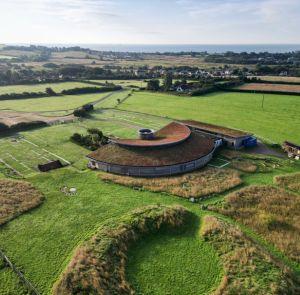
[0,169,223,294]
[0,84,300,294]
[0,92,117,114]
[0,82,92,95]
[0,109,169,176]
[89,79,147,88]
[118,91,300,144]
[126,216,222,295]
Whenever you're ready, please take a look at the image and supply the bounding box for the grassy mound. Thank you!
[209,185,300,264]
[100,167,242,199]
[201,215,299,294]
[53,205,190,295]
[274,172,300,193]
[0,179,44,226]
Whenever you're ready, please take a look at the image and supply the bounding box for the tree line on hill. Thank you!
[146,73,239,96]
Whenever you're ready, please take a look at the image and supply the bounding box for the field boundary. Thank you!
[0,249,40,295]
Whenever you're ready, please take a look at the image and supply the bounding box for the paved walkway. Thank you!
[246,141,285,158]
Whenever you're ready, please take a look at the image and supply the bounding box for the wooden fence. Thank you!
[0,249,40,295]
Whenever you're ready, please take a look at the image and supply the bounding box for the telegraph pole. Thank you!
[261,94,265,109]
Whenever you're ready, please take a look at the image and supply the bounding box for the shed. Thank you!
[38,160,63,172]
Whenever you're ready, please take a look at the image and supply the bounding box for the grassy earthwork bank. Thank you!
[0,169,223,295]
[117,91,300,143]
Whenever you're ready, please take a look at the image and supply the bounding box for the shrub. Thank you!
[201,215,299,295]
[209,185,300,263]
[0,179,44,226]
[100,167,242,199]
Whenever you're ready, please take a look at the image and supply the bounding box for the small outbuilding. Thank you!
[38,160,63,172]
[180,120,257,149]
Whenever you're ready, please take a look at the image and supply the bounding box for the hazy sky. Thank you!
[0,0,299,44]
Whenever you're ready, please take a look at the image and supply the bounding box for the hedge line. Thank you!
[223,88,300,96]
[0,121,48,133]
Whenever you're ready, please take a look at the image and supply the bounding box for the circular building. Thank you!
[87,122,216,177]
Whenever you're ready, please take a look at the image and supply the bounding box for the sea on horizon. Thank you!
[9,43,300,54]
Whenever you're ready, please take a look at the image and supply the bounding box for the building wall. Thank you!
[189,127,249,149]
[88,148,215,177]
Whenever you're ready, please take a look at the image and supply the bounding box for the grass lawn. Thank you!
[89,79,147,88]
[0,82,92,95]
[0,169,222,294]
[126,215,222,295]
[0,109,170,177]
[0,92,117,114]
[0,89,299,294]
[118,91,300,144]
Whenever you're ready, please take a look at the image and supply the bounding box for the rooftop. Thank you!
[180,120,251,138]
[88,132,215,167]
[112,122,191,147]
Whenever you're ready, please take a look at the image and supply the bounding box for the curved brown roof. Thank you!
[112,122,191,147]
[88,132,215,167]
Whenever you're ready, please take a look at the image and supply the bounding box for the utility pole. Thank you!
[261,94,265,109]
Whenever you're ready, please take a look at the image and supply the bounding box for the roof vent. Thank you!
[139,128,155,140]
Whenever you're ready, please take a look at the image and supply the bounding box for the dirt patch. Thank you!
[100,167,242,199]
[52,205,189,295]
[0,111,74,128]
[209,185,300,264]
[201,215,299,295]
[0,179,44,225]
[235,83,300,93]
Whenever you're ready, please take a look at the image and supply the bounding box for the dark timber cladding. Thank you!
[87,122,216,177]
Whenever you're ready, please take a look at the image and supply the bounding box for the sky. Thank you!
[0,0,299,44]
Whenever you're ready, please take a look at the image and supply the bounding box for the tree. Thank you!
[45,87,56,96]
[147,79,160,91]
[163,72,173,91]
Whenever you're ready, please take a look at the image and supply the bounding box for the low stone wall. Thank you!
[88,148,215,177]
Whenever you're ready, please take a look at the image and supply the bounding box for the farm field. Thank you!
[0,87,300,294]
[0,55,15,59]
[118,91,300,144]
[89,79,147,88]
[248,75,300,83]
[0,109,169,176]
[0,81,93,95]
[235,83,300,93]
[0,92,121,114]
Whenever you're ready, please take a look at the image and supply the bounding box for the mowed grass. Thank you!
[126,215,222,295]
[0,109,169,176]
[118,91,300,143]
[0,92,114,113]
[0,81,92,95]
[89,79,147,88]
[0,169,222,294]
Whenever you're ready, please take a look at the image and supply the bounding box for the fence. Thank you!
[0,249,40,295]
